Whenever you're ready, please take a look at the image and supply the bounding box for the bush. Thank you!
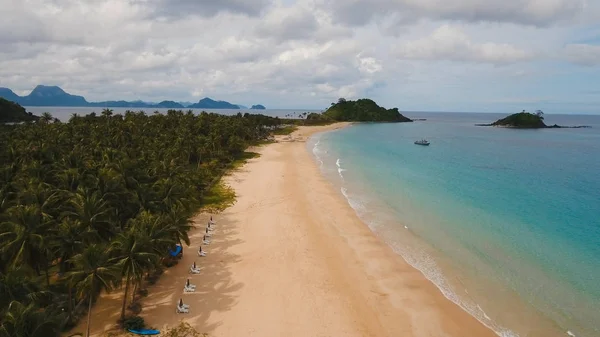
[137,288,149,297]
[163,258,179,268]
[121,315,144,330]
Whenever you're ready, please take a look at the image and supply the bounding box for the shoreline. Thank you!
[73,122,497,337]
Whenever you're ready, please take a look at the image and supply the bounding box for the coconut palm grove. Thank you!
[0,109,289,336]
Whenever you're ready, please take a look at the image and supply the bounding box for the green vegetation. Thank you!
[271,125,298,135]
[0,98,39,123]
[490,110,546,128]
[0,109,286,336]
[322,98,412,122]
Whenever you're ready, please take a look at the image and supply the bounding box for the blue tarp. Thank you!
[168,245,182,257]
[128,328,160,335]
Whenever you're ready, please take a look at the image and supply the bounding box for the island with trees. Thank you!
[251,104,266,110]
[304,98,412,123]
[0,108,294,336]
[478,110,591,129]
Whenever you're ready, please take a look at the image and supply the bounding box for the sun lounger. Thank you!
[184,285,195,293]
[189,266,201,274]
[198,251,206,257]
[128,329,160,335]
[203,239,210,245]
[176,305,189,313]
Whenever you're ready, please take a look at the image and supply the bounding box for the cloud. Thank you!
[394,25,534,64]
[145,0,270,18]
[255,6,319,42]
[0,0,598,112]
[564,44,600,66]
[326,0,586,27]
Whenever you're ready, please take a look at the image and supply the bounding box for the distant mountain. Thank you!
[12,85,89,106]
[0,98,39,123]
[188,97,240,109]
[237,104,249,109]
[88,101,151,108]
[0,85,248,110]
[0,88,21,102]
[251,104,266,110]
[155,100,185,109]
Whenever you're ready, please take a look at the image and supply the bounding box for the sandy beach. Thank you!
[77,123,496,337]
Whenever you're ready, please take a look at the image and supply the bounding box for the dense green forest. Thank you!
[0,109,286,337]
[0,98,39,123]
[321,98,412,122]
[490,110,546,128]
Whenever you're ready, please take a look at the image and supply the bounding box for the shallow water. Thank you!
[308,113,600,337]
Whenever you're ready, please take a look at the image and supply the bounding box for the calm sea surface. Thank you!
[309,112,600,337]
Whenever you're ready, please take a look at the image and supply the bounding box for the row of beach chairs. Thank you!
[177,217,216,314]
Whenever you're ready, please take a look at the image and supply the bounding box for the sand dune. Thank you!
[74,123,495,337]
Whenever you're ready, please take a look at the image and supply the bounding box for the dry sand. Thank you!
[76,123,497,337]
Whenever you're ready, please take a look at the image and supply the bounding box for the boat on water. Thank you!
[414,139,430,146]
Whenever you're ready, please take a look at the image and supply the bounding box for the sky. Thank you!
[1,0,600,113]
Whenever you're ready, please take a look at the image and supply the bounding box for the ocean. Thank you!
[308,112,600,337]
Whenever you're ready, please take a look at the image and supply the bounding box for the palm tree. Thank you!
[39,112,54,124]
[109,228,158,321]
[68,244,119,337]
[0,301,62,337]
[0,205,50,278]
[64,187,112,241]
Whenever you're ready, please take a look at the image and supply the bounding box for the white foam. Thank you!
[478,304,492,320]
[312,139,324,168]
[567,330,576,336]
[336,158,346,180]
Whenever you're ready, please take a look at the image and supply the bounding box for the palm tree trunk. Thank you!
[86,280,93,337]
[45,267,50,287]
[131,282,137,304]
[121,275,131,321]
[68,287,73,321]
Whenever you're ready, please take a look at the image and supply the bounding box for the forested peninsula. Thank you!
[0,108,291,336]
[305,98,412,123]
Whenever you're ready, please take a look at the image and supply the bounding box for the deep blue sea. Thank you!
[308,112,600,337]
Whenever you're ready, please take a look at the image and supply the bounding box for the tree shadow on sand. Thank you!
[70,214,245,337]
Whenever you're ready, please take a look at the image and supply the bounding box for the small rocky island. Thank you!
[478,110,590,129]
[251,104,266,110]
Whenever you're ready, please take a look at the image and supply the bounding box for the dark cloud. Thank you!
[144,0,271,18]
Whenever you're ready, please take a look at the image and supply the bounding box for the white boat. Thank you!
[414,139,430,146]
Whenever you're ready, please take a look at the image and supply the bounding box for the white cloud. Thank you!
[394,25,534,64]
[0,0,598,111]
[564,44,600,66]
[326,0,586,27]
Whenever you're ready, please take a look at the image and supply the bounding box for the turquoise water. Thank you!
[309,113,600,337]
